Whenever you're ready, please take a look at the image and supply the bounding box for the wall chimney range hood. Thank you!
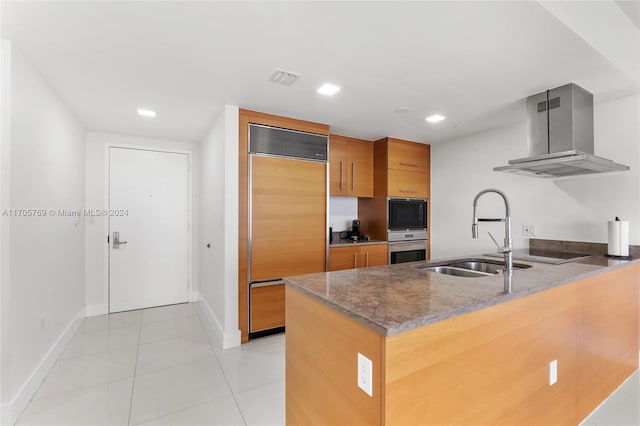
[494,83,629,178]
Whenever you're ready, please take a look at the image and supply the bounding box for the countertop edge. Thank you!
[329,240,388,247]
[387,258,640,335]
[285,256,640,337]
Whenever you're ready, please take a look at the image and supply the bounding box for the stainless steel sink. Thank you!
[415,258,532,277]
[418,266,494,278]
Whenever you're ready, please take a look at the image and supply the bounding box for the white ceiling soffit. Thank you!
[1,1,639,143]
[539,1,640,93]
[615,0,640,30]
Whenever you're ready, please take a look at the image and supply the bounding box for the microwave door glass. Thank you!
[389,200,427,230]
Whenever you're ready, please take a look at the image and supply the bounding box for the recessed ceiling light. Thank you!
[137,108,156,117]
[317,83,340,96]
[426,114,445,123]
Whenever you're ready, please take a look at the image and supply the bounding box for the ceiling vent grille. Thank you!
[269,69,301,86]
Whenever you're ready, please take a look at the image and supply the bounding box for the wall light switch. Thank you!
[549,360,558,386]
[357,352,373,397]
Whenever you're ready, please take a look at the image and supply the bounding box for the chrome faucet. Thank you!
[472,189,513,294]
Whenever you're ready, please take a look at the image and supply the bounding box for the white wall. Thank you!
[84,131,200,315]
[431,94,640,258]
[329,196,358,231]
[199,105,240,349]
[0,39,13,425]
[1,43,86,423]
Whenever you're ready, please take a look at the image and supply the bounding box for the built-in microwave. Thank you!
[388,198,427,231]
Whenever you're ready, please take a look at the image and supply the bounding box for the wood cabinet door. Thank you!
[360,244,388,268]
[250,283,285,332]
[329,137,348,196]
[251,156,327,280]
[347,140,374,197]
[329,246,360,271]
[387,169,429,198]
[387,138,430,173]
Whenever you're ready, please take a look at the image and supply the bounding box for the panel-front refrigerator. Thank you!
[248,124,327,338]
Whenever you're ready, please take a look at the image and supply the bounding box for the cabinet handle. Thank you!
[400,161,421,167]
[351,162,355,191]
[354,252,358,269]
[400,189,419,193]
[365,251,369,267]
[340,161,344,190]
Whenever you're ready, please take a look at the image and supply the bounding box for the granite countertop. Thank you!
[329,238,388,247]
[284,253,640,337]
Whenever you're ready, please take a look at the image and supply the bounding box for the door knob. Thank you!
[113,231,128,249]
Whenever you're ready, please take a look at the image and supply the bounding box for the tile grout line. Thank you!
[192,302,249,426]
[131,394,238,426]
[133,304,246,426]
[127,311,145,426]
[212,355,249,426]
[133,308,217,378]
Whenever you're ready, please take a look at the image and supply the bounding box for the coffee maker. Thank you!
[351,219,361,240]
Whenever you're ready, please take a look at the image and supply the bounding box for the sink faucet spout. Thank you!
[471,188,513,293]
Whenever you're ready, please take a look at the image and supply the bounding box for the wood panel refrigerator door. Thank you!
[250,155,326,281]
[109,147,190,313]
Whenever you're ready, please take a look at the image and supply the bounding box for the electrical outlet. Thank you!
[357,352,373,397]
[549,360,558,386]
[522,225,537,236]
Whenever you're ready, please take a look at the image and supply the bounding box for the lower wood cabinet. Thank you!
[250,282,285,333]
[329,244,387,271]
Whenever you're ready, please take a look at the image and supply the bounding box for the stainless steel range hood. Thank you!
[494,83,629,178]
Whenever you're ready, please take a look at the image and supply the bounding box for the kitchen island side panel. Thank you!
[285,286,384,426]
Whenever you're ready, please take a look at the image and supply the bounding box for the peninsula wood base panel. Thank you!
[285,264,639,426]
[285,286,383,426]
[575,264,639,421]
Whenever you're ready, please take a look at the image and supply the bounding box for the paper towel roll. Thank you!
[608,220,629,257]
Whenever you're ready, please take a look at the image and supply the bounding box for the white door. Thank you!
[109,147,190,313]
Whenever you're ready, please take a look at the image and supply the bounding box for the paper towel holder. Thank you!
[605,216,632,260]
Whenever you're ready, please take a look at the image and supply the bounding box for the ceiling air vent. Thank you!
[269,69,301,86]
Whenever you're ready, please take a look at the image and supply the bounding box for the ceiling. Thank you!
[2,1,639,143]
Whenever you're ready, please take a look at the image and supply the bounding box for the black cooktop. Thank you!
[484,249,591,264]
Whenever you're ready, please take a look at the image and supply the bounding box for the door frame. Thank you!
[103,144,194,314]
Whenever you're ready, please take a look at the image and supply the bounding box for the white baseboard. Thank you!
[196,295,241,350]
[85,303,106,317]
[0,306,85,425]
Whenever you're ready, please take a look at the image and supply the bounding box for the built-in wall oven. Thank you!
[388,198,428,264]
[388,231,428,264]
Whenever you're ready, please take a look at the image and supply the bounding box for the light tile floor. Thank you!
[15,302,639,425]
[17,303,284,426]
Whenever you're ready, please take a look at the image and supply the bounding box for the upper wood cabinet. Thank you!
[358,137,431,243]
[387,169,430,198]
[387,138,430,174]
[329,135,373,197]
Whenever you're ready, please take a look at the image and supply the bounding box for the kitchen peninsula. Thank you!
[284,247,639,425]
